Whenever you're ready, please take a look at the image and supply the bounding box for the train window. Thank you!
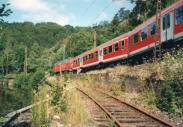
[92,53,94,59]
[176,5,183,25]
[104,48,107,55]
[78,59,80,64]
[76,60,77,65]
[121,40,125,49]
[83,57,85,62]
[167,14,170,28]
[150,21,156,36]
[114,43,119,52]
[134,32,139,44]
[95,51,98,58]
[88,54,91,60]
[109,45,113,54]
[141,27,147,41]
[163,16,166,30]
[74,60,75,65]
[163,14,170,30]
[129,37,131,47]
[85,56,88,61]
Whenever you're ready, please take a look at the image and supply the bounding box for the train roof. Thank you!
[55,57,73,65]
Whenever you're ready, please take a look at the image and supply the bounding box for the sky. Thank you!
[4,0,135,27]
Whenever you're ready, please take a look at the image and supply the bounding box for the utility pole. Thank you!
[154,0,162,60]
[24,46,28,75]
[1,55,4,75]
[69,40,71,56]
[93,24,97,48]
[63,43,66,60]
[6,53,8,75]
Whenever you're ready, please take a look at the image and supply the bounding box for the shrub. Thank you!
[59,98,68,113]
[156,49,183,114]
[29,69,45,91]
[0,117,4,126]
[48,69,54,76]
[51,83,63,105]
[157,80,183,114]
[13,73,30,89]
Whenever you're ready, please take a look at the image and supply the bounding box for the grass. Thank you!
[66,89,93,126]
[31,85,49,127]
[46,75,93,126]
[86,65,129,75]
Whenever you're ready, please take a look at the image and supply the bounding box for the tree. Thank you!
[0,3,12,21]
[117,8,130,22]
[111,14,120,33]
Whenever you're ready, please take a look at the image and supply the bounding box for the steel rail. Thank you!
[103,91,176,127]
[76,87,126,127]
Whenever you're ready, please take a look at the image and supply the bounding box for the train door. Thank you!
[99,49,103,62]
[161,11,174,42]
[80,57,83,67]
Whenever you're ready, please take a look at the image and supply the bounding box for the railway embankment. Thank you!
[71,49,183,126]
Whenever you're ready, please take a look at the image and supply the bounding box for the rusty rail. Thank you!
[77,87,176,127]
[103,92,176,127]
[76,87,124,127]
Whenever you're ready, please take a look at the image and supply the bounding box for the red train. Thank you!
[54,0,183,73]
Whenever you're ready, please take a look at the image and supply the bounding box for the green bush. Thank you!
[48,69,55,76]
[13,69,45,91]
[0,117,4,126]
[59,98,68,113]
[156,49,183,114]
[29,69,45,91]
[13,73,30,89]
[51,83,63,105]
[157,80,183,114]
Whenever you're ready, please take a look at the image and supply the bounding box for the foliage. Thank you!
[13,68,45,92]
[109,119,115,127]
[58,98,68,113]
[156,49,183,114]
[48,68,55,76]
[29,68,45,91]
[0,117,4,125]
[13,73,30,89]
[51,83,62,105]
[0,3,12,21]
[157,80,183,114]
[31,86,48,127]
[0,22,75,74]
[140,90,156,109]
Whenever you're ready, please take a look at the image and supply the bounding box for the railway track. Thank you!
[76,87,176,127]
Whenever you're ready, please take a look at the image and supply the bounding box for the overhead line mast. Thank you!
[154,0,162,60]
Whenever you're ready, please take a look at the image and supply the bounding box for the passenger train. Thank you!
[54,0,183,72]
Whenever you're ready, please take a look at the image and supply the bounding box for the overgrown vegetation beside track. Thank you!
[147,49,183,116]
[71,48,183,126]
[41,75,94,126]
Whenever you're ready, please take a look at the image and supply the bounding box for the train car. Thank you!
[72,56,82,70]
[80,33,129,69]
[81,49,99,68]
[54,58,73,72]
[100,34,129,64]
[127,16,158,57]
